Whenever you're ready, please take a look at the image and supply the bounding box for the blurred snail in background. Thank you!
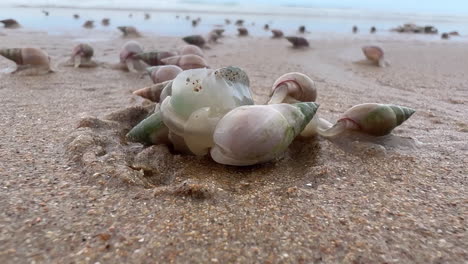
[118,26,141,38]
[237,27,248,36]
[178,45,204,57]
[145,65,183,84]
[211,102,319,166]
[133,79,173,103]
[83,20,94,29]
[0,19,20,29]
[285,36,309,48]
[101,18,110,26]
[271,29,284,38]
[161,54,209,70]
[301,103,415,138]
[118,40,145,72]
[0,47,54,75]
[362,46,389,67]
[133,51,178,66]
[182,35,207,48]
[268,72,316,104]
[65,43,97,68]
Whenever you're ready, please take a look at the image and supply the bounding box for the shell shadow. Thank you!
[328,130,421,157]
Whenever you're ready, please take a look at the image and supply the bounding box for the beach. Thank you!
[0,25,467,264]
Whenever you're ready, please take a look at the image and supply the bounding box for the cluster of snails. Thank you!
[127,66,415,166]
[0,39,209,75]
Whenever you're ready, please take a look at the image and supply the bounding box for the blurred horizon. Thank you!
[1,0,468,16]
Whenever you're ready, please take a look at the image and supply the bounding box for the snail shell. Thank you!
[101,18,110,26]
[182,35,206,48]
[126,111,169,145]
[0,19,20,29]
[237,27,248,36]
[119,41,145,72]
[362,46,388,67]
[160,67,254,155]
[70,43,96,68]
[148,65,182,84]
[271,29,284,38]
[211,102,319,166]
[285,36,309,48]
[211,29,225,37]
[268,72,316,104]
[303,103,415,137]
[0,48,53,74]
[161,54,208,70]
[133,80,172,103]
[83,20,94,29]
[134,51,178,66]
[178,45,204,57]
[299,25,306,33]
[118,26,141,38]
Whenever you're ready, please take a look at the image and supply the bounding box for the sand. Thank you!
[0,29,467,263]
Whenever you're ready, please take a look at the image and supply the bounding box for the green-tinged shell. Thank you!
[214,66,250,87]
[0,48,23,64]
[210,102,319,166]
[160,67,255,155]
[126,111,169,145]
[339,103,415,136]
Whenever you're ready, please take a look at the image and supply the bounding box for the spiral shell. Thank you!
[338,104,415,136]
[362,46,387,67]
[134,51,177,66]
[178,45,204,57]
[69,43,96,68]
[101,18,110,26]
[83,20,94,29]
[161,54,208,70]
[303,103,415,138]
[133,80,172,103]
[271,29,284,38]
[147,65,182,84]
[182,35,206,48]
[0,48,50,66]
[119,41,143,63]
[285,36,309,48]
[237,27,248,36]
[268,72,316,104]
[118,26,141,37]
[210,102,319,166]
[0,19,20,29]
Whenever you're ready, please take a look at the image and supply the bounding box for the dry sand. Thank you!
[0,29,467,263]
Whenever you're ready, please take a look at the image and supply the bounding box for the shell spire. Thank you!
[302,103,415,138]
[133,51,177,66]
[1,48,53,75]
[268,72,316,104]
[0,48,23,64]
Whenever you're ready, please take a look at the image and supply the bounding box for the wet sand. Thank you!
[0,30,467,263]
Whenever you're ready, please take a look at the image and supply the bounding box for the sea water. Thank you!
[1,0,467,38]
